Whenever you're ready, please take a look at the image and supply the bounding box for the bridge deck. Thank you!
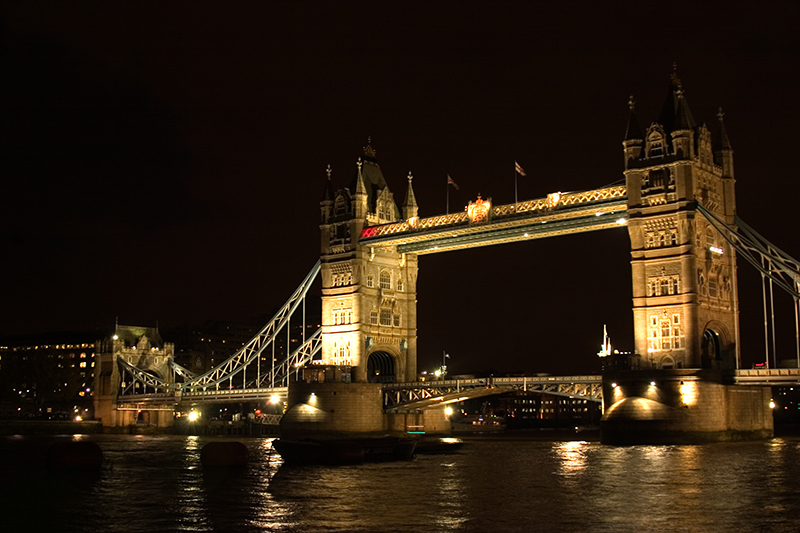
[384,376,603,410]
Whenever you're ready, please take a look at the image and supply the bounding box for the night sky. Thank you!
[2,2,798,375]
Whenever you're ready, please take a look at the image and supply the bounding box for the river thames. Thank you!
[3,434,800,532]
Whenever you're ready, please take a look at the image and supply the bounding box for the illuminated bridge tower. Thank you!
[624,75,738,370]
[319,142,419,383]
[603,75,772,443]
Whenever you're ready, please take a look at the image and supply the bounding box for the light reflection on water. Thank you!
[2,435,800,532]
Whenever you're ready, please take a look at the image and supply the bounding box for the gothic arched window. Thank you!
[379,270,391,289]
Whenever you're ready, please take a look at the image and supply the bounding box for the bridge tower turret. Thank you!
[624,72,739,370]
[319,141,419,383]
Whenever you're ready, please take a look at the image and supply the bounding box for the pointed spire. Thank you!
[624,95,643,141]
[715,107,732,150]
[321,164,334,202]
[403,171,418,219]
[354,157,367,194]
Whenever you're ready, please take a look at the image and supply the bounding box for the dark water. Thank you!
[2,434,800,532]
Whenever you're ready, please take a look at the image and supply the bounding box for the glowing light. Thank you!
[74,415,82,422]
[188,411,199,422]
[770,400,776,409]
[650,381,656,386]
[680,381,698,406]
[709,246,724,255]
[616,218,627,225]
[444,407,453,416]
[467,195,491,223]
[112,335,118,340]
[269,394,280,405]
[611,383,617,388]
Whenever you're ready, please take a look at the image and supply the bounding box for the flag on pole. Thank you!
[447,175,460,190]
[515,161,526,176]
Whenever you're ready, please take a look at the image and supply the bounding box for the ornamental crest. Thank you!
[467,195,491,223]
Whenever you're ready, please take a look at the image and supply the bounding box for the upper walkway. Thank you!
[359,185,627,254]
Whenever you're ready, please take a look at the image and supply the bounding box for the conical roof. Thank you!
[658,67,695,133]
[347,140,398,214]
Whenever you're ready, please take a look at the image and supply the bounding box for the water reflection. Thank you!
[434,461,468,530]
[553,440,589,478]
[4,435,800,532]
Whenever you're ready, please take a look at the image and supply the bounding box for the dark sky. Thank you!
[2,2,798,375]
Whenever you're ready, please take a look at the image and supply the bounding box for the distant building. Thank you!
[484,390,601,427]
[773,385,800,425]
[0,330,102,419]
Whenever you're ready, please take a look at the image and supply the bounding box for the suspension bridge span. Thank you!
[97,77,800,443]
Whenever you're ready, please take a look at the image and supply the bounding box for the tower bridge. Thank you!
[100,75,800,443]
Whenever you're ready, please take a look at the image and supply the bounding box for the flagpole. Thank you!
[446,175,450,215]
[514,163,519,212]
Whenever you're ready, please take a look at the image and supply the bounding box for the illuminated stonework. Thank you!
[319,144,418,382]
[625,79,738,369]
[647,310,685,367]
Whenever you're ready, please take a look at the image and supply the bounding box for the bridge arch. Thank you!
[367,350,397,383]
[702,320,734,368]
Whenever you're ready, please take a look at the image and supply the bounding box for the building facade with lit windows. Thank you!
[0,331,100,419]
[484,390,601,428]
[319,141,419,383]
[623,72,738,370]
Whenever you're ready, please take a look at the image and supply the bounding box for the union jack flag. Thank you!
[447,175,460,190]
[515,161,526,176]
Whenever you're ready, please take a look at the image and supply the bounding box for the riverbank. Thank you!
[0,420,104,435]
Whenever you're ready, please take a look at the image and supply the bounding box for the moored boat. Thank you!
[451,414,507,434]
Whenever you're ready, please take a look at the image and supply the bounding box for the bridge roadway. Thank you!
[383,375,603,411]
[115,369,800,412]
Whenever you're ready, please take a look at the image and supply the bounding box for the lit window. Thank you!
[709,279,718,298]
[379,270,391,289]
